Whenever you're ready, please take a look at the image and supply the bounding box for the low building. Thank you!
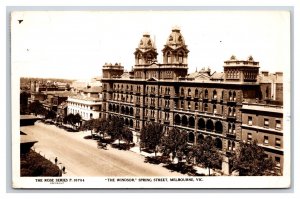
[66,87,102,121]
[241,103,283,174]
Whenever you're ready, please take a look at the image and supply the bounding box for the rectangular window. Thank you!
[275,138,281,148]
[264,118,269,128]
[248,116,253,126]
[275,157,281,168]
[247,133,252,143]
[276,120,281,130]
[264,136,269,145]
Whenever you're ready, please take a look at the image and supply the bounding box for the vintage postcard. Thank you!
[11,10,291,188]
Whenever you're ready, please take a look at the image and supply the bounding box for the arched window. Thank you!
[214,138,222,150]
[188,132,195,143]
[182,115,188,126]
[213,90,217,99]
[213,104,217,114]
[229,91,232,101]
[174,114,181,125]
[188,117,195,127]
[233,91,236,101]
[195,102,199,110]
[206,120,214,132]
[121,106,125,114]
[195,89,199,98]
[204,103,208,112]
[130,107,134,115]
[147,54,153,64]
[137,54,142,64]
[188,101,191,109]
[188,88,191,96]
[178,51,184,63]
[215,121,223,134]
[228,107,232,116]
[228,140,236,151]
[228,123,232,133]
[181,88,184,96]
[181,100,184,109]
[167,52,171,64]
[129,119,133,128]
[198,118,205,130]
[205,89,208,99]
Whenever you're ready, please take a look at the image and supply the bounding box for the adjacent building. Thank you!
[241,103,283,174]
[100,27,284,173]
[67,86,102,121]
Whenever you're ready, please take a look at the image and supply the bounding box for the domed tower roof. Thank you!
[166,26,185,47]
[138,32,155,49]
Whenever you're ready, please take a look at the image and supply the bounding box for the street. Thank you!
[20,122,184,177]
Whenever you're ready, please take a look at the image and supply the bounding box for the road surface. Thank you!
[20,122,184,177]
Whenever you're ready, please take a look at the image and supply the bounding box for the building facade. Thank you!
[67,87,102,121]
[100,27,284,173]
[241,103,283,174]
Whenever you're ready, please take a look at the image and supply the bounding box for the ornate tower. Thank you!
[160,26,189,79]
[162,26,189,65]
[133,33,158,79]
[102,63,124,79]
[223,55,260,82]
[134,32,158,66]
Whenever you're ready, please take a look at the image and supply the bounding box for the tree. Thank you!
[73,113,82,129]
[140,122,165,156]
[160,128,187,162]
[96,118,110,138]
[121,127,133,146]
[29,101,46,116]
[45,110,57,120]
[193,137,222,176]
[81,119,95,136]
[231,140,276,176]
[64,113,80,130]
[107,116,125,145]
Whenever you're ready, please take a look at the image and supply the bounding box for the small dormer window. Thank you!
[178,51,183,63]
[167,52,171,64]
[147,54,153,64]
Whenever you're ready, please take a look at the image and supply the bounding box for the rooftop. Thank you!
[241,103,283,113]
[41,91,75,97]
[68,95,101,102]
[82,86,102,93]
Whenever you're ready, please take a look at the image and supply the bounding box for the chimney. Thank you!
[261,71,269,76]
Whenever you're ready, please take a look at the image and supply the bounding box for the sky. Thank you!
[11,10,290,80]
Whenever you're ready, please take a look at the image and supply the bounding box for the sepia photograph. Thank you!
[11,9,291,188]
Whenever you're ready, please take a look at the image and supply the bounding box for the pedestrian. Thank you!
[62,166,65,174]
[55,157,58,165]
